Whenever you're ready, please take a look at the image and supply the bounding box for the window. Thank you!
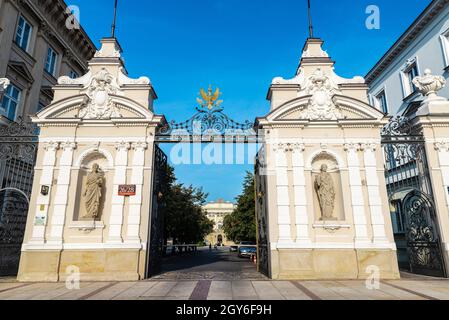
[69,70,79,79]
[1,84,22,121]
[45,47,58,76]
[37,101,46,112]
[401,61,419,97]
[440,29,449,67]
[15,16,33,52]
[374,90,388,113]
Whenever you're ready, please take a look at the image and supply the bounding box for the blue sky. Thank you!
[70,0,430,202]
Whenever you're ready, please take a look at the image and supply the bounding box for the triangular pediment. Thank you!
[261,94,385,124]
[35,94,158,123]
[8,61,34,83]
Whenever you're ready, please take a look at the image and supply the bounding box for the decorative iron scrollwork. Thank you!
[0,190,28,276]
[156,87,256,142]
[158,107,254,136]
[402,191,445,273]
[0,117,38,137]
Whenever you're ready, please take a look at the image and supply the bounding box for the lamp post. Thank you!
[0,78,10,104]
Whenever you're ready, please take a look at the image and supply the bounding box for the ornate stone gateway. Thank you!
[382,116,446,277]
[0,118,38,276]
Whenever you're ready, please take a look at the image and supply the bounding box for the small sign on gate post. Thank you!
[118,184,137,196]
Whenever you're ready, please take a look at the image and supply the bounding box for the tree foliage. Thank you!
[223,171,256,243]
[164,166,214,245]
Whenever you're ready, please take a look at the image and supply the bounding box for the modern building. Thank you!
[0,0,96,124]
[203,199,236,246]
[366,0,449,116]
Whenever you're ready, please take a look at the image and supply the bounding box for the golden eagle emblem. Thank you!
[197,85,223,110]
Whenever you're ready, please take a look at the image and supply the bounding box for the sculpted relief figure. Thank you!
[83,163,104,219]
[315,164,336,220]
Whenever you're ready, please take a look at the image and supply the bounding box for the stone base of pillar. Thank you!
[416,99,449,116]
[17,249,144,282]
[269,248,400,280]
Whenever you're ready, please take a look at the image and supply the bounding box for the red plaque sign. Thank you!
[118,185,137,196]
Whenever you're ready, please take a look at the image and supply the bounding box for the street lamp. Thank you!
[0,78,10,104]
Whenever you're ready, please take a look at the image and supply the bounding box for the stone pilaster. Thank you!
[29,142,59,244]
[125,141,147,243]
[273,143,293,246]
[48,141,77,244]
[291,143,311,245]
[344,143,370,245]
[107,141,131,244]
[361,143,389,244]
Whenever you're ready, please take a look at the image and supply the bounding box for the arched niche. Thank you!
[311,152,345,222]
[73,150,112,222]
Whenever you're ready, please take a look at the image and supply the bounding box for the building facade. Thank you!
[203,199,236,246]
[366,0,449,272]
[0,0,96,124]
[0,0,96,277]
[366,0,449,116]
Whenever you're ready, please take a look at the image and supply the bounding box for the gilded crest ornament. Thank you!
[197,85,223,110]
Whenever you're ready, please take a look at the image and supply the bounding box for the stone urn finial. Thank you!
[0,78,10,91]
[413,69,446,100]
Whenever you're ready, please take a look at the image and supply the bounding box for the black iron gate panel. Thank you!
[255,148,269,277]
[0,117,38,276]
[382,116,446,278]
[147,145,168,278]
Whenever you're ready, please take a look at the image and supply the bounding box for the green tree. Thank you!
[223,171,256,243]
[164,166,214,245]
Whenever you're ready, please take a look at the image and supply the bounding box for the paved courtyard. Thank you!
[2,248,449,300]
[1,277,449,300]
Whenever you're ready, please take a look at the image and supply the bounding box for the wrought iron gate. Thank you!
[146,145,168,277]
[382,116,446,277]
[0,118,38,276]
[255,148,269,277]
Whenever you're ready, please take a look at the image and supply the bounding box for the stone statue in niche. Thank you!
[83,163,104,219]
[315,164,337,220]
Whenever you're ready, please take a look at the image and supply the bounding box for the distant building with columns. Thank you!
[203,199,236,246]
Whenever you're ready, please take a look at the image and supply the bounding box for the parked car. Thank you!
[238,246,257,258]
[230,241,256,253]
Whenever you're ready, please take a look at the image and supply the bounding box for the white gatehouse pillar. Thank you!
[18,38,163,282]
[257,38,400,280]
